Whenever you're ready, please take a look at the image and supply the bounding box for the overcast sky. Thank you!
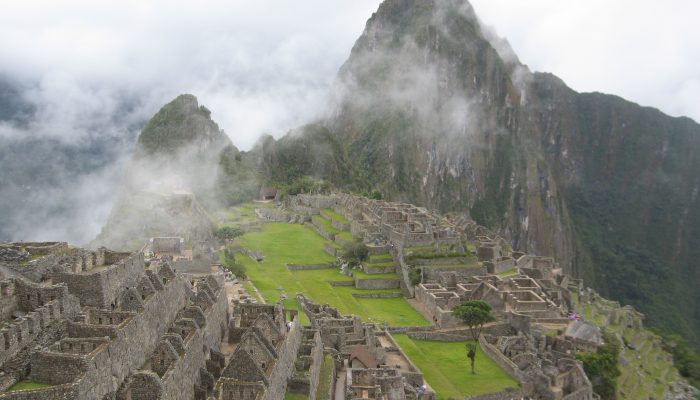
[0,0,698,150]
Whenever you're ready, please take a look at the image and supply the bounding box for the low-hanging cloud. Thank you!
[470,0,700,122]
[0,0,381,245]
[1,0,698,246]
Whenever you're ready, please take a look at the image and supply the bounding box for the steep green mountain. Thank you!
[92,94,257,250]
[255,0,700,349]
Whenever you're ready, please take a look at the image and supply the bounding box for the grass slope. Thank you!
[236,223,428,327]
[5,381,51,392]
[392,334,518,399]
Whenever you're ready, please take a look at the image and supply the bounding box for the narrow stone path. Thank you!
[334,369,346,400]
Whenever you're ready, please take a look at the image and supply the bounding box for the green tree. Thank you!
[215,226,243,242]
[453,300,494,375]
[222,247,247,278]
[453,300,495,341]
[342,241,369,267]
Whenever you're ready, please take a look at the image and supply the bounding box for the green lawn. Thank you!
[322,208,350,224]
[234,223,428,327]
[5,381,51,392]
[392,334,518,399]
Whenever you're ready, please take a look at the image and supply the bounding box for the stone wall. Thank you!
[3,242,69,257]
[256,208,292,222]
[354,279,400,290]
[9,276,192,400]
[323,244,339,257]
[421,265,486,281]
[311,219,337,243]
[287,329,323,399]
[0,293,80,368]
[328,281,354,287]
[53,252,144,308]
[394,247,415,298]
[465,388,524,400]
[363,265,396,274]
[483,258,515,274]
[0,281,17,322]
[351,293,402,299]
[478,335,523,382]
[14,279,69,311]
[261,314,302,400]
[333,235,351,247]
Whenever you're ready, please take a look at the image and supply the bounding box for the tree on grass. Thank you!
[453,300,495,341]
[215,226,243,242]
[453,300,495,374]
[342,241,369,267]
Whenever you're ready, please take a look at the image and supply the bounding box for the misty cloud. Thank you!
[470,0,700,122]
[0,0,698,245]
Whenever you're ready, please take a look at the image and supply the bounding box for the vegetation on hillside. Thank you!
[576,332,621,400]
[221,246,246,278]
[661,335,700,389]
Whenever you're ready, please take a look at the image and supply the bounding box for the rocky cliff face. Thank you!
[257,0,700,347]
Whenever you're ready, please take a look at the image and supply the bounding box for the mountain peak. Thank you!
[134,93,222,158]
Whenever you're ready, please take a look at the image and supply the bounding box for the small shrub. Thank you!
[409,267,422,286]
[222,247,247,278]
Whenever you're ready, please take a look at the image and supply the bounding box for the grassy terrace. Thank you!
[363,261,395,268]
[314,215,339,234]
[335,231,354,242]
[369,254,392,262]
[322,208,350,224]
[5,381,51,392]
[352,270,399,280]
[392,335,518,399]
[316,354,334,400]
[235,223,428,327]
[284,393,307,400]
[418,262,481,268]
[496,268,519,277]
[217,202,273,228]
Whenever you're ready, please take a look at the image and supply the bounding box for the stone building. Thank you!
[297,294,435,400]
[0,241,229,400]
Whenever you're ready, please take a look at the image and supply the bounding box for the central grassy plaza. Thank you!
[226,208,518,398]
[392,335,519,399]
[235,222,429,327]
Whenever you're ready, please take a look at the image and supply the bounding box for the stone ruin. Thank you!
[146,237,217,275]
[297,294,436,400]
[218,301,304,400]
[480,332,597,400]
[0,240,234,400]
